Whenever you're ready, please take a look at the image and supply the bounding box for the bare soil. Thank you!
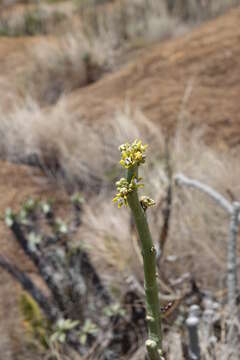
[66,7,240,149]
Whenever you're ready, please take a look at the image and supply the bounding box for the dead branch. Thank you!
[175,173,233,214]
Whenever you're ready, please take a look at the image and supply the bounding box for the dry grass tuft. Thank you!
[21,1,184,105]
[2,101,240,358]
[78,0,184,51]
[0,101,164,189]
[169,0,240,22]
[22,32,111,105]
[2,96,240,295]
[75,113,240,298]
[3,99,240,294]
[3,0,239,108]
[167,119,240,290]
[0,1,75,36]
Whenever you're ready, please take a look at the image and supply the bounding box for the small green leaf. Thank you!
[55,218,68,234]
[64,319,79,330]
[103,303,126,318]
[5,208,15,228]
[80,333,87,345]
[18,209,31,225]
[50,332,59,343]
[59,333,66,343]
[71,193,85,206]
[23,198,37,213]
[40,202,51,215]
[28,232,42,252]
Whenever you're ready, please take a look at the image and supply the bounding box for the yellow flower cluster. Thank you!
[140,196,156,211]
[113,176,144,208]
[119,140,148,169]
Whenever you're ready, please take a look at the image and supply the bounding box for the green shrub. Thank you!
[19,292,49,349]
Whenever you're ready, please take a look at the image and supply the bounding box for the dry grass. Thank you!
[2,0,240,107]
[168,119,240,290]
[23,33,110,105]
[0,101,162,189]
[0,99,106,188]
[0,2,72,36]
[17,1,184,105]
[19,107,233,299]
[10,16,122,105]
[82,117,240,302]
[2,2,240,359]
[78,0,185,52]
[168,0,240,21]
[1,0,240,42]
[3,0,188,106]
[2,99,240,295]
[2,94,240,358]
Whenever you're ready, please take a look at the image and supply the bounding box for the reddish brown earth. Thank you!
[0,36,52,109]
[0,161,68,266]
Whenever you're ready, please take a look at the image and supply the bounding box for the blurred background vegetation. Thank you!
[1,0,240,359]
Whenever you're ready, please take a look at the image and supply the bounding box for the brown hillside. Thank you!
[1,7,240,273]
[1,7,240,280]
[0,161,68,267]
[0,160,68,272]
[67,7,240,148]
[0,36,52,109]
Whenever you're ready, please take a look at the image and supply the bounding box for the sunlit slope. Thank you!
[67,7,240,148]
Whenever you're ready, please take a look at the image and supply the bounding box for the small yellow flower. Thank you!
[118,139,148,169]
[140,196,156,211]
[113,175,144,208]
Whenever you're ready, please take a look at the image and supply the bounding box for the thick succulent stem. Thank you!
[146,340,162,360]
[127,165,163,359]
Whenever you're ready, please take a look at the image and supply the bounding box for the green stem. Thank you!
[146,340,162,360]
[127,166,163,359]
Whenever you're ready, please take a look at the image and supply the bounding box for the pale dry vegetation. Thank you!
[0,0,182,105]
[1,0,240,106]
[0,102,165,189]
[1,0,240,359]
[1,88,240,358]
[3,102,240,359]
[24,33,111,104]
[75,112,240,293]
[2,94,237,297]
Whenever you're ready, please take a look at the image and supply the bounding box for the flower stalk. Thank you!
[113,140,163,360]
